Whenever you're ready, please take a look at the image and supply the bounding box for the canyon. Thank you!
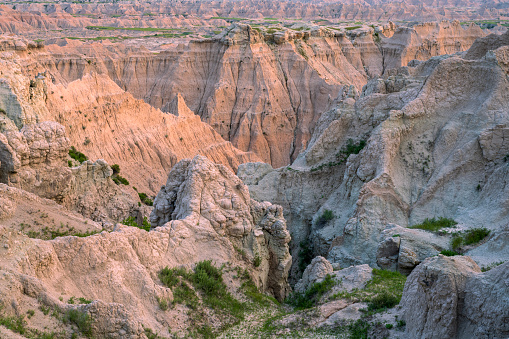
[0,1,508,338]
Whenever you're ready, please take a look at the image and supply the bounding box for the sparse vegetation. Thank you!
[440,249,460,256]
[254,255,262,267]
[287,274,336,309]
[451,227,490,250]
[156,296,169,311]
[311,138,367,172]
[25,225,101,240]
[348,319,370,339]
[69,146,87,163]
[315,209,334,227]
[409,217,457,232]
[159,261,266,337]
[63,309,92,338]
[481,261,506,272]
[331,269,406,314]
[121,216,151,231]
[138,192,153,206]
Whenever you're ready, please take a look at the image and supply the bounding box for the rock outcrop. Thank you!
[150,155,292,301]
[401,255,508,338]
[0,155,292,337]
[240,35,509,277]
[294,256,333,293]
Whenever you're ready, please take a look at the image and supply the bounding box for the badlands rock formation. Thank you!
[0,155,291,337]
[14,21,484,169]
[401,255,509,339]
[0,1,508,336]
[0,0,507,28]
[240,31,509,280]
[0,43,260,194]
[150,155,292,301]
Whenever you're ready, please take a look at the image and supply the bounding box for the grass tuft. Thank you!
[409,217,457,232]
[451,227,490,250]
[440,249,460,256]
[287,274,336,309]
[315,209,334,228]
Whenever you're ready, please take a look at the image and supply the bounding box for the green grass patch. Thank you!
[440,249,460,256]
[138,192,153,206]
[62,309,92,337]
[69,146,87,163]
[409,217,457,232]
[121,216,151,231]
[0,314,27,335]
[451,227,490,250]
[315,209,334,228]
[348,319,370,339]
[287,274,336,310]
[345,26,362,31]
[331,269,406,314]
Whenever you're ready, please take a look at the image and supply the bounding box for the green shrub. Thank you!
[192,260,224,295]
[159,266,188,288]
[463,227,490,245]
[409,217,457,232]
[138,192,154,206]
[451,235,463,250]
[78,297,92,304]
[396,319,406,328]
[254,255,262,267]
[63,309,92,337]
[112,175,129,185]
[348,319,370,339]
[367,292,399,312]
[68,160,73,167]
[334,139,367,165]
[121,216,150,231]
[440,249,460,256]
[156,296,169,311]
[287,274,336,309]
[69,146,87,163]
[111,164,120,174]
[451,227,490,250]
[316,209,334,227]
[385,323,393,329]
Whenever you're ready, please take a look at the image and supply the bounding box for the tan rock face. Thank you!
[382,21,485,70]
[47,25,366,167]
[0,155,292,337]
[0,121,72,201]
[151,155,292,300]
[0,49,261,194]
